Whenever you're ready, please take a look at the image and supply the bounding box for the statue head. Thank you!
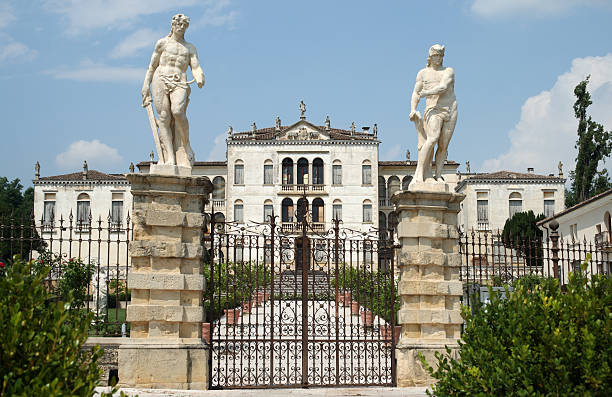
[169,14,190,37]
[427,44,445,67]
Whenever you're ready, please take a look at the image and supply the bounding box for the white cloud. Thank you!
[198,0,237,29]
[110,28,161,59]
[56,139,123,170]
[482,54,612,176]
[472,0,609,18]
[206,133,227,161]
[44,0,236,34]
[0,1,15,29]
[0,34,38,64]
[46,59,143,83]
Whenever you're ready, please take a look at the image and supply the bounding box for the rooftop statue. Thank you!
[409,44,457,186]
[141,14,205,171]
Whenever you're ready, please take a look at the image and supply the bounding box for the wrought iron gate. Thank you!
[205,214,398,389]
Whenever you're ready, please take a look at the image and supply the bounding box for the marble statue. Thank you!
[409,44,457,186]
[275,116,281,131]
[227,125,233,138]
[325,115,330,130]
[141,14,205,171]
[299,100,306,119]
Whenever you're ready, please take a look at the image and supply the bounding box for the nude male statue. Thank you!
[141,14,205,169]
[409,44,457,185]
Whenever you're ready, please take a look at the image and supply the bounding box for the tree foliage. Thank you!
[501,210,545,267]
[0,258,102,396]
[422,259,612,396]
[566,76,612,207]
[0,177,44,261]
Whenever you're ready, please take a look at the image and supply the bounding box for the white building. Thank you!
[538,187,612,248]
[455,169,566,234]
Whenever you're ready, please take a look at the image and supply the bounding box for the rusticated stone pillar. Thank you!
[118,173,212,390]
[391,184,464,387]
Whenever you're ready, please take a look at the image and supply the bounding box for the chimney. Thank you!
[362,126,370,134]
[527,167,534,174]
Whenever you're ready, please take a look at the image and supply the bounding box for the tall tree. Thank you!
[0,177,43,261]
[566,76,612,207]
[502,210,545,267]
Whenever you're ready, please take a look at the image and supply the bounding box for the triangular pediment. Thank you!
[277,120,330,141]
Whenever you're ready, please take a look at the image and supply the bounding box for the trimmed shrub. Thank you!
[422,258,612,396]
[0,257,102,396]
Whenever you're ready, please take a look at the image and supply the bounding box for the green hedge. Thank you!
[0,257,102,396]
[203,261,271,323]
[332,263,399,323]
[422,257,612,396]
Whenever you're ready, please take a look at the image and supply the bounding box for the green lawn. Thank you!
[89,308,128,336]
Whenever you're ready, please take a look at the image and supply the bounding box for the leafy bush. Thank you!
[107,279,130,309]
[0,257,102,396]
[422,258,612,396]
[203,261,272,323]
[333,263,399,323]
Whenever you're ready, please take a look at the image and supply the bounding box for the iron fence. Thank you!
[459,229,612,308]
[0,211,132,336]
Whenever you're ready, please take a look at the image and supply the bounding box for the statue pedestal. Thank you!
[149,163,193,176]
[118,173,212,390]
[391,189,464,387]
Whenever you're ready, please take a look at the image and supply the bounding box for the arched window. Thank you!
[378,176,387,205]
[203,213,211,234]
[76,193,90,226]
[388,211,399,231]
[263,199,273,222]
[362,199,373,223]
[379,211,387,240]
[332,160,342,185]
[263,159,273,185]
[297,158,309,185]
[214,212,225,233]
[312,198,324,223]
[402,175,413,191]
[297,197,309,222]
[332,199,342,221]
[604,211,611,241]
[234,199,244,223]
[281,198,294,222]
[282,158,294,185]
[312,158,324,185]
[362,160,372,185]
[212,176,225,200]
[387,176,400,200]
[234,160,244,185]
[509,192,523,218]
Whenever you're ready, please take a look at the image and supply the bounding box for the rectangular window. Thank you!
[263,164,273,185]
[544,200,555,217]
[477,200,488,222]
[111,201,123,228]
[332,204,342,221]
[332,165,342,185]
[263,204,273,222]
[363,204,372,223]
[77,201,90,226]
[234,164,244,185]
[509,200,522,218]
[362,165,372,185]
[43,201,55,226]
[234,204,244,223]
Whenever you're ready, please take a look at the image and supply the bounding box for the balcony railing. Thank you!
[477,221,490,231]
[595,231,611,249]
[379,199,390,208]
[281,222,325,234]
[206,199,225,211]
[280,184,326,194]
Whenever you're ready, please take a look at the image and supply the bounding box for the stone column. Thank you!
[391,184,464,387]
[118,173,212,390]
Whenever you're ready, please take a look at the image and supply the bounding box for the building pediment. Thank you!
[277,120,329,141]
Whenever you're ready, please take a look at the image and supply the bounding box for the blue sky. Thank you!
[2,0,612,186]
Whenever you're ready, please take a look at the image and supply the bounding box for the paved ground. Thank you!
[95,386,430,396]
